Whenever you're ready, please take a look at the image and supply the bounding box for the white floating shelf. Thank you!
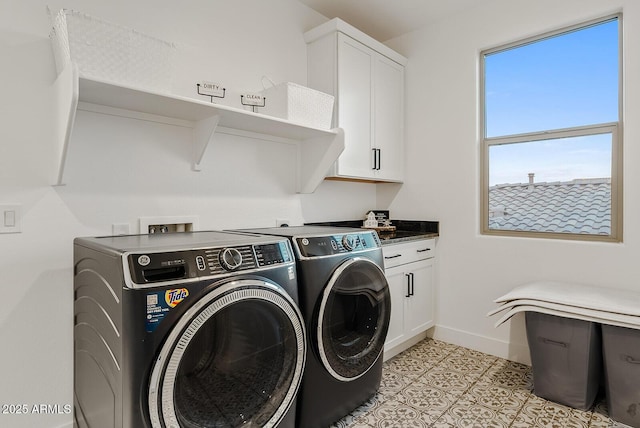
[52,63,344,193]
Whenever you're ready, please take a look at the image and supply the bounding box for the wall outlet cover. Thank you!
[112,223,131,235]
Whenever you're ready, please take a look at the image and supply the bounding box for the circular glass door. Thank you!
[148,280,306,428]
[317,257,391,381]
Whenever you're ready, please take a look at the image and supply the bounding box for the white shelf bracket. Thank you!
[297,128,345,193]
[192,114,220,171]
[52,63,79,185]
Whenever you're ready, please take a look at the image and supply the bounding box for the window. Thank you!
[480,15,622,242]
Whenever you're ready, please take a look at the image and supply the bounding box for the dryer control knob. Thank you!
[219,248,243,271]
[342,235,356,251]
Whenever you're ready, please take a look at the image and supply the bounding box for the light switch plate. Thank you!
[0,204,22,233]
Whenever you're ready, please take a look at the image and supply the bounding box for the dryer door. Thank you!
[317,257,391,381]
[148,280,306,428]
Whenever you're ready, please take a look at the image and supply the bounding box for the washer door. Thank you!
[148,280,306,428]
[317,257,391,381]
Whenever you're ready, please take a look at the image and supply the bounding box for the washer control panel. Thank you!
[127,241,293,285]
[295,231,380,258]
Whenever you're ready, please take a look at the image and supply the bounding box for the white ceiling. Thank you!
[297,0,482,41]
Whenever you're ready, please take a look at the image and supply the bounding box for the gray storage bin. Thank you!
[525,312,602,410]
[602,324,640,427]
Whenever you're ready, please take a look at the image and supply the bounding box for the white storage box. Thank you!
[49,9,175,92]
[260,82,334,129]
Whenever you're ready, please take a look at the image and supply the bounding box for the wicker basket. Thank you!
[49,9,175,92]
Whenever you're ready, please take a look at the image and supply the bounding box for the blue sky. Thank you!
[489,134,613,185]
[485,18,618,185]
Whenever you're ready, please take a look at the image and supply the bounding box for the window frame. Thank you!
[479,14,623,243]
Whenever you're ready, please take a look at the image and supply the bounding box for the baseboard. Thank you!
[383,331,429,361]
[430,324,532,366]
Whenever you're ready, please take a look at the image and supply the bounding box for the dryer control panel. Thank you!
[295,231,380,258]
[127,241,293,286]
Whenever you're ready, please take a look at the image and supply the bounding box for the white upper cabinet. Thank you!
[305,19,406,182]
[373,53,405,181]
[336,34,373,178]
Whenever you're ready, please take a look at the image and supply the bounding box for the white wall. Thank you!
[0,1,377,426]
[383,0,640,364]
[7,0,637,425]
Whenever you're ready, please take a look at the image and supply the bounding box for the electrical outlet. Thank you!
[147,223,194,234]
[0,204,21,234]
[139,216,200,234]
[276,218,290,227]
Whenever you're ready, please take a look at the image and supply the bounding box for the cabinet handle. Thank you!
[405,273,411,297]
[384,254,402,259]
[409,272,415,296]
[371,148,381,170]
[417,248,431,253]
[541,338,568,348]
[377,148,381,170]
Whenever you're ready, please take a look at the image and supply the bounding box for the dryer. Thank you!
[234,226,391,428]
[73,231,306,428]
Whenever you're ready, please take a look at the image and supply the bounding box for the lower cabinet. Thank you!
[383,239,436,359]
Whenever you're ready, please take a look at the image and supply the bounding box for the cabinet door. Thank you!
[405,259,435,335]
[336,33,375,179]
[373,55,404,181]
[384,265,408,350]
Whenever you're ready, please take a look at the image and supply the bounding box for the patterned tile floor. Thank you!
[332,338,623,428]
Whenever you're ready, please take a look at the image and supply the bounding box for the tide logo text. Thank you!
[165,288,189,308]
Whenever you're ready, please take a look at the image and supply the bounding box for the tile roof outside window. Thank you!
[488,178,611,235]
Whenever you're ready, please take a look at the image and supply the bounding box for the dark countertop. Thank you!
[305,219,439,245]
[376,230,439,244]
